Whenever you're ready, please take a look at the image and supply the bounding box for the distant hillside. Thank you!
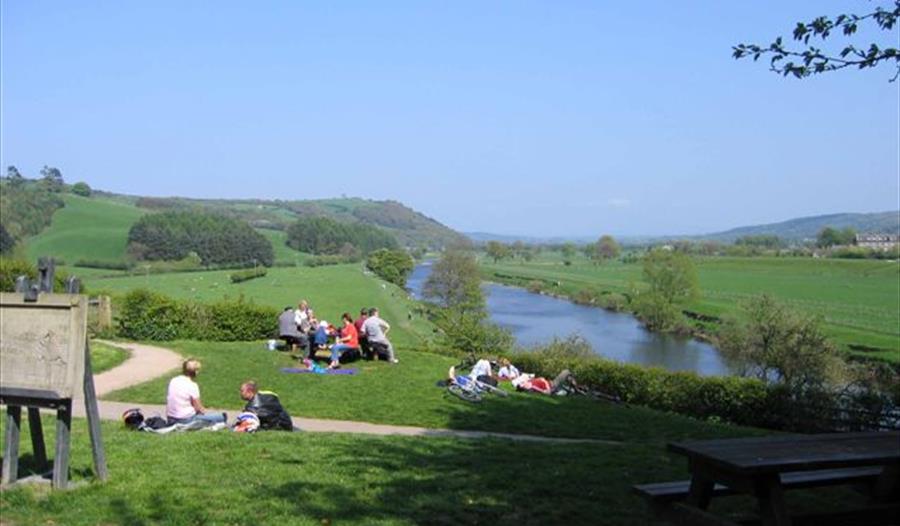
[699,211,900,243]
[2,181,465,264]
[121,195,466,249]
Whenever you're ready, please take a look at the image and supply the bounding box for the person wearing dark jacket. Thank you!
[239,381,294,431]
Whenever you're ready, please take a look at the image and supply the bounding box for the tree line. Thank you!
[285,216,398,257]
[127,211,274,267]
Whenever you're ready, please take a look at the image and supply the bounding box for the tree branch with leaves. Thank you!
[733,1,900,81]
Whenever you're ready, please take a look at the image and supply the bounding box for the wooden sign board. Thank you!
[0,293,87,400]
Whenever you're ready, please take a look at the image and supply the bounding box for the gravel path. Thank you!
[76,341,620,445]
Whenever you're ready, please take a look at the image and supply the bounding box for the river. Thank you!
[407,261,733,376]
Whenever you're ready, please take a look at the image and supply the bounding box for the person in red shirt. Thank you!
[329,312,360,369]
[354,307,369,358]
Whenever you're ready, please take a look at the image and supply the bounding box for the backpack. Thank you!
[122,408,144,429]
[143,416,170,430]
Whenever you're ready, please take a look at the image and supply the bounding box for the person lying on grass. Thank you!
[329,312,360,369]
[511,369,574,395]
[166,358,227,426]
[238,381,294,431]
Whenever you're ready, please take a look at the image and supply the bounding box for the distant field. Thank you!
[86,264,433,348]
[482,254,900,362]
[25,194,145,264]
[256,227,307,265]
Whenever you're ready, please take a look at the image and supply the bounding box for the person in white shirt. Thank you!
[496,358,520,380]
[166,359,226,426]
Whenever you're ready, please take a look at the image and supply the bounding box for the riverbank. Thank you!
[479,255,900,365]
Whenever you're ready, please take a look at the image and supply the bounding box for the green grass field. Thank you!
[256,228,307,265]
[107,340,741,441]
[483,253,900,362]
[25,194,145,265]
[90,341,130,374]
[86,264,433,348]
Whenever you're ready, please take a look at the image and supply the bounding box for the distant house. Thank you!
[855,233,899,250]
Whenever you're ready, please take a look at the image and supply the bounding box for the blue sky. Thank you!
[2,1,897,236]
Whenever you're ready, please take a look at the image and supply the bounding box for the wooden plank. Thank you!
[52,401,71,490]
[26,407,47,470]
[2,405,22,485]
[669,432,900,475]
[82,341,108,481]
[754,474,791,526]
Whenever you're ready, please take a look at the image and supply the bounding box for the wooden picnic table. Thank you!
[638,431,900,526]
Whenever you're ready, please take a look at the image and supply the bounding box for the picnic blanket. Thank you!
[281,367,358,375]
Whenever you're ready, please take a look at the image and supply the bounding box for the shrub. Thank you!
[70,181,92,197]
[598,292,627,311]
[230,267,268,283]
[74,260,134,271]
[304,255,358,267]
[526,280,545,294]
[116,289,278,341]
[366,248,414,287]
[572,287,599,305]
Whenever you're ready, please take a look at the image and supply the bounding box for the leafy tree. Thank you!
[559,242,578,265]
[423,248,484,310]
[816,226,856,248]
[0,225,15,254]
[71,181,92,197]
[0,182,65,239]
[286,216,397,255]
[485,241,511,263]
[719,294,840,390]
[735,235,783,249]
[127,211,274,266]
[424,248,513,355]
[642,249,699,304]
[5,166,24,187]
[733,2,900,81]
[365,248,414,287]
[593,235,621,262]
[39,165,64,192]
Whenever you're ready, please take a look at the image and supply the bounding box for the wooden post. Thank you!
[52,401,71,490]
[97,295,112,332]
[67,277,108,482]
[2,405,22,485]
[26,408,47,470]
[83,340,108,481]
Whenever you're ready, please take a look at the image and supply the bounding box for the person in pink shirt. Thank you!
[166,358,226,426]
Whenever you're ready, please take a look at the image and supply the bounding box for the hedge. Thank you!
[117,289,278,341]
[509,338,896,432]
[230,267,268,283]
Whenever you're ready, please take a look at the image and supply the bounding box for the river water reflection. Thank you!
[407,261,733,376]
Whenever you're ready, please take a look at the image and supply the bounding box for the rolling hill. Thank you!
[699,211,900,243]
[4,185,465,264]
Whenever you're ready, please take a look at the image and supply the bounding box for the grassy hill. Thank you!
[700,211,900,243]
[25,194,146,264]
[9,191,463,266]
[125,194,466,249]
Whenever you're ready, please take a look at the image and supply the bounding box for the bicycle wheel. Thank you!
[478,382,509,397]
[448,384,482,403]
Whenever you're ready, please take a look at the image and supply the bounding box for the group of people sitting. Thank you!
[450,357,574,395]
[278,300,398,368]
[165,358,293,432]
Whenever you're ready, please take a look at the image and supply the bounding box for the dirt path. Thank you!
[77,341,620,445]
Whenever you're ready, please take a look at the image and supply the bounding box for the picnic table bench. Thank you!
[634,431,900,526]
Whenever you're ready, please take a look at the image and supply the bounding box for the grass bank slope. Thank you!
[24,194,145,264]
[483,254,900,361]
[87,264,431,347]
